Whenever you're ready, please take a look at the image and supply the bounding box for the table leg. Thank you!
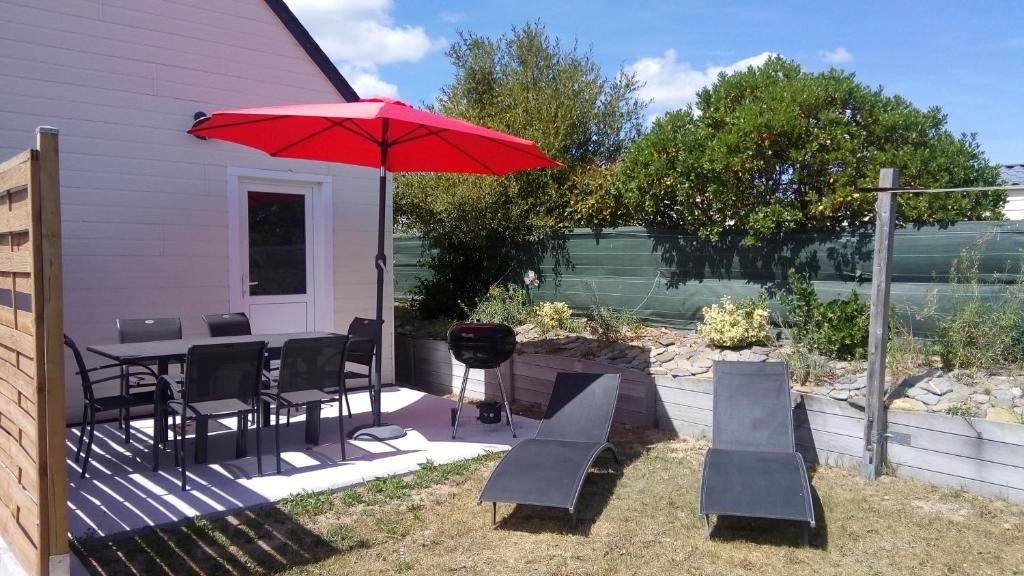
[305,401,321,445]
[152,358,170,472]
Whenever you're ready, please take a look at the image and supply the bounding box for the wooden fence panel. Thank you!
[0,129,67,576]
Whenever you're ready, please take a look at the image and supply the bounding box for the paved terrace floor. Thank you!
[65,387,537,539]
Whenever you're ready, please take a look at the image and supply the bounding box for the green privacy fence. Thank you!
[395,221,1024,334]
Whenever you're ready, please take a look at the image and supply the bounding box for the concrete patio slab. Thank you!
[66,387,536,539]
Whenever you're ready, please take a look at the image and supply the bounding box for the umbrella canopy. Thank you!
[188,98,560,441]
[188,98,561,174]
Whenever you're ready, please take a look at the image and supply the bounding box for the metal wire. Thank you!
[859,184,1024,194]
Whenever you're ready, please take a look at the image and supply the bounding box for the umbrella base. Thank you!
[348,423,407,441]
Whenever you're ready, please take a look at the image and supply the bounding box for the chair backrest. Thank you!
[63,334,95,403]
[181,341,266,407]
[117,317,182,343]
[711,360,795,453]
[535,372,620,443]
[203,312,252,337]
[346,317,382,368]
[277,336,349,394]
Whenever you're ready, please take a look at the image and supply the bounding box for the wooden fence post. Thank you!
[37,127,68,574]
[860,167,899,480]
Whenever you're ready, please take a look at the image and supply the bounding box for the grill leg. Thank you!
[495,369,516,438]
[452,366,470,439]
[702,515,712,539]
[492,502,496,526]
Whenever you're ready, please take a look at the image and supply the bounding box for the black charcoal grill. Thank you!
[447,323,517,438]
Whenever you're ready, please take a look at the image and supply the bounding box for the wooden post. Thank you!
[860,167,899,480]
[38,127,68,574]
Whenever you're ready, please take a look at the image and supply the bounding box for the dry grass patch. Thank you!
[75,431,1024,576]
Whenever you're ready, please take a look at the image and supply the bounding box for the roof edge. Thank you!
[262,0,360,102]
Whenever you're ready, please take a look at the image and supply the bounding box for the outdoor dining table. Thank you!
[87,332,347,471]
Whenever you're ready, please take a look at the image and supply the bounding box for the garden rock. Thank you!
[922,376,956,396]
[828,389,850,401]
[847,395,866,410]
[969,393,990,404]
[670,367,691,377]
[890,398,927,412]
[655,349,677,363]
[986,408,1018,423]
[907,387,941,405]
[739,351,768,362]
[990,389,1015,408]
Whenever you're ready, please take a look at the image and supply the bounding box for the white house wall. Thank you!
[0,0,395,422]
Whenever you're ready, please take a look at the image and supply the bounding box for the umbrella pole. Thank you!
[350,123,406,441]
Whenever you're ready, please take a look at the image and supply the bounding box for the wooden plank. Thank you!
[38,126,69,559]
[0,322,35,357]
[797,444,861,468]
[0,394,38,449]
[888,443,1024,491]
[0,158,29,196]
[795,425,863,458]
[0,355,36,400]
[515,353,652,383]
[0,460,40,525]
[654,386,712,410]
[802,394,866,418]
[0,507,39,576]
[657,403,712,427]
[888,422,1024,469]
[511,357,651,400]
[0,428,38,495]
[0,150,30,175]
[653,375,712,394]
[892,463,1024,505]
[862,168,900,479]
[887,410,1024,445]
[0,250,32,273]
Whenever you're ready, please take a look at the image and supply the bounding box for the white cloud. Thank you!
[285,0,445,98]
[819,47,854,65]
[625,50,776,117]
[440,11,465,23]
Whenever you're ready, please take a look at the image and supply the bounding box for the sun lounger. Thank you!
[479,372,621,524]
[699,361,815,543]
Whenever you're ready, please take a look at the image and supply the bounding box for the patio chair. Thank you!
[261,335,349,473]
[699,361,815,543]
[338,317,382,418]
[202,312,252,337]
[65,334,160,479]
[479,372,621,524]
[116,317,182,430]
[165,340,267,491]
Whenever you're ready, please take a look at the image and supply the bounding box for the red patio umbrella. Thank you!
[189,98,561,440]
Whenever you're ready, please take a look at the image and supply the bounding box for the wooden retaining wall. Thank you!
[397,336,1024,505]
[0,130,68,576]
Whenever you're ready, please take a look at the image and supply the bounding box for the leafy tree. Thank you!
[615,57,1004,241]
[395,22,645,318]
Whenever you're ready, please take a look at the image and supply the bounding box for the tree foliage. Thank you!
[615,57,1005,240]
[395,22,645,318]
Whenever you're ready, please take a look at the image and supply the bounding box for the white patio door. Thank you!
[239,182,315,333]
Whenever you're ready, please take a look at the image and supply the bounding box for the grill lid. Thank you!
[447,323,516,369]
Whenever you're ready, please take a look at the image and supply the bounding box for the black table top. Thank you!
[87,332,340,363]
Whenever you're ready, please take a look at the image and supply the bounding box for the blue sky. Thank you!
[286,0,1024,163]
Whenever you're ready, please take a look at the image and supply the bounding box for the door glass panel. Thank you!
[248,191,306,296]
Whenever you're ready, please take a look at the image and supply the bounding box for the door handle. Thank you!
[248,281,259,286]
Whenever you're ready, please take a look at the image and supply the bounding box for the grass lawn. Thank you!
[74,429,1024,576]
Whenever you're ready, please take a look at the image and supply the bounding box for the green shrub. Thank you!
[533,301,575,332]
[927,247,1024,370]
[588,305,642,341]
[887,317,928,383]
[780,270,870,360]
[470,284,531,327]
[698,294,770,348]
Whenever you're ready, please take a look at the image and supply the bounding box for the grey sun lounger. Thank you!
[699,360,815,542]
[479,372,621,524]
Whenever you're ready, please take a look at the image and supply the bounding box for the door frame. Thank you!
[227,167,334,331]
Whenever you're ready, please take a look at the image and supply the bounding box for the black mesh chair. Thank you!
[116,317,182,429]
[261,336,349,473]
[165,340,267,491]
[479,372,621,524]
[202,312,252,337]
[699,361,815,543]
[65,334,159,479]
[339,317,382,418]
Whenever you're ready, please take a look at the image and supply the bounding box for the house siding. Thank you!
[0,0,395,422]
